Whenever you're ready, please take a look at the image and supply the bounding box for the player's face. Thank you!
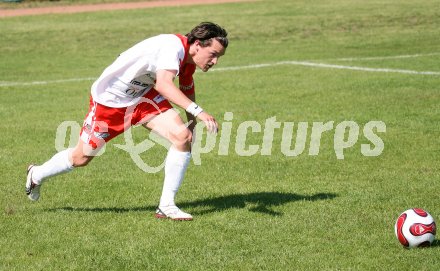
[192,39,226,72]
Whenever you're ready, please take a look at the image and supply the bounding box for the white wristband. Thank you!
[186,102,203,117]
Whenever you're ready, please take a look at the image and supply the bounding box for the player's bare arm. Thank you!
[155,69,193,109]
[155,69,218,133]
[185,93,197,133]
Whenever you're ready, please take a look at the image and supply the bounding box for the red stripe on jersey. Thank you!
[175,34,196,96]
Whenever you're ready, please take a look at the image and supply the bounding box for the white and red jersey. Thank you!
[91,34,195,108]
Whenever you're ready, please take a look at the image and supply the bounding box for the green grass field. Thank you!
[0,0,152,9]
[1,0,440,270]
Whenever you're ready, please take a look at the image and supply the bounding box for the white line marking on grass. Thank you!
[336,52,440,61]
[0,77,96,87]
[1,56,439,88]
[211,61,440,75]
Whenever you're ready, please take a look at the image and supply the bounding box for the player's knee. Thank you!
[182,129,193,145]
[184,129,193,144]
[172,128,192,148]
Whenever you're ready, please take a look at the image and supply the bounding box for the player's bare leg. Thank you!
[144,109,193,220]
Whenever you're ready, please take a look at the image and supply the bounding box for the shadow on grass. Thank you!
[47,191,337,216]
[429,239,440,247]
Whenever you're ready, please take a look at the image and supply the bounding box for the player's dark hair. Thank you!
[186,22,228,48]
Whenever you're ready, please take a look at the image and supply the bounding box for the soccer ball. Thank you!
[394,208,436,248]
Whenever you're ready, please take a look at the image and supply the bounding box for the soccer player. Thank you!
[25,22,228,221]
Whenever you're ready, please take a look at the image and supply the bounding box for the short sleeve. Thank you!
[155,42,184,74]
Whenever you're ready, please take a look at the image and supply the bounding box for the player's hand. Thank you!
[196,111,218,134]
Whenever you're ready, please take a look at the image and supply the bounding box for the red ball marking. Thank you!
[396,213,409,247]
[412,208,428,217]
[409,222,436,236]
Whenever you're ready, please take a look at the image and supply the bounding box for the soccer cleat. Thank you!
[25,165,41,201]
[155,206,193,221]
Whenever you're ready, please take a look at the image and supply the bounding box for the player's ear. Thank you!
[194,40,202,50]
[195,39,208,48]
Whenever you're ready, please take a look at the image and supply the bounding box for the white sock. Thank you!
[159,147,191,207]
[32,148,74,185]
